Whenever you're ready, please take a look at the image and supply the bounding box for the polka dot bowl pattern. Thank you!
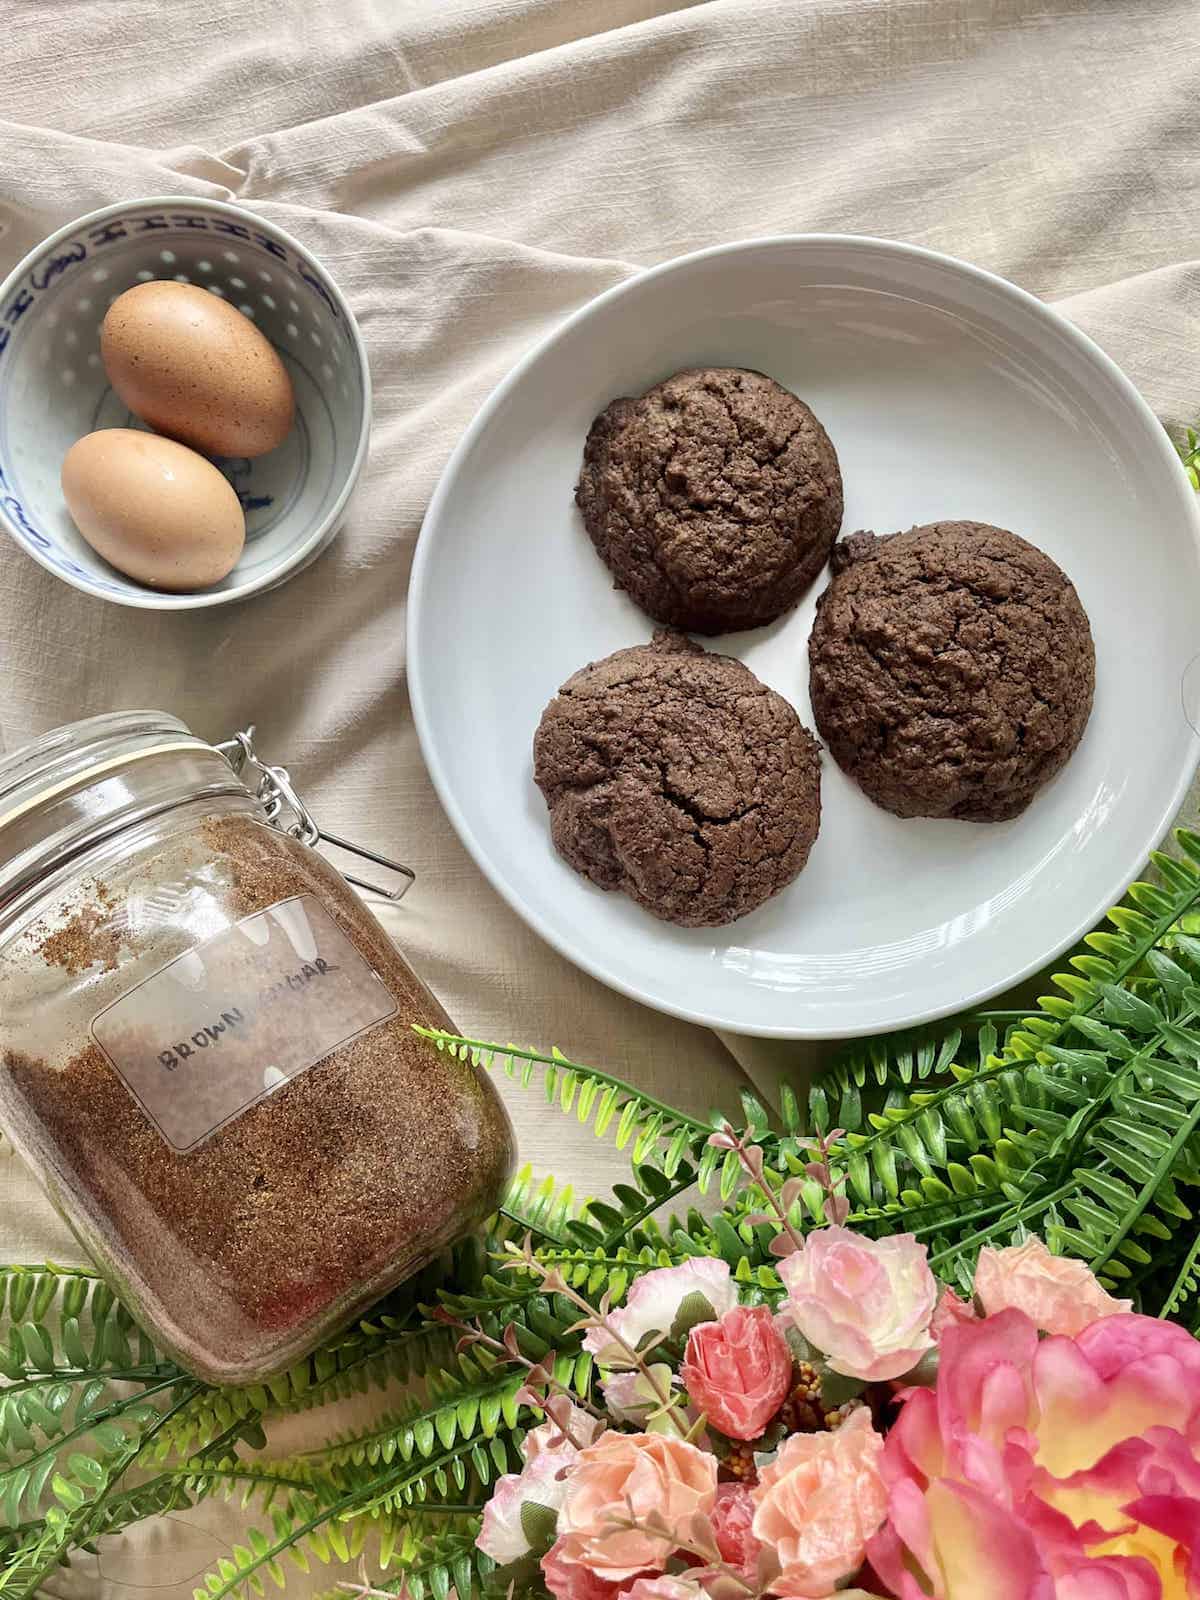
[0,196,370,608]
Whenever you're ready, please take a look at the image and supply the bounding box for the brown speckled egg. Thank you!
[100,281,294,459]
[61,429,246,591]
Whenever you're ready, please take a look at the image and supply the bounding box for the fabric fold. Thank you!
[2,3,1199,1591]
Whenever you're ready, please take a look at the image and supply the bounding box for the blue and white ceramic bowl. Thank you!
[0,196,370,609]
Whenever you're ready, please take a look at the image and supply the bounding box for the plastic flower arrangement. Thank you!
[13,825,1200,1600]
[465,1117,1200,1600]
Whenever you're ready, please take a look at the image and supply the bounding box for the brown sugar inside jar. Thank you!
[0,713,514,1385]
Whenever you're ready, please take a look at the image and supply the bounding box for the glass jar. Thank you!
[0,712,515,1385]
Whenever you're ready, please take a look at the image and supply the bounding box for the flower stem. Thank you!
[717,1124,807,1252]
[603,1507,761,1596]
[509,1248,693,1434]
[434,1308,606,1434]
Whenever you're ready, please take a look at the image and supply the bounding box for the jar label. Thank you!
[90,894,399,1153]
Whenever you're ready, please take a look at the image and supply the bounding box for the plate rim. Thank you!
[409,231,1200,1039]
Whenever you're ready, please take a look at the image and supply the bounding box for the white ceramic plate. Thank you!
[410,236,1200,1039]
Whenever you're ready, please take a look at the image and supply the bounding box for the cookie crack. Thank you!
[660,769,761,832]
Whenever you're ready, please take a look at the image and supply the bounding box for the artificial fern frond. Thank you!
[1176,422,1200,489]
[306,1529,493,1600]
[0,1375,202,1600]
[381,1527,493,1600]
[157,1317,459,1459]
[496,1164,582,1246]
[0,1468,199,1564]
[0,1263,102,1326]
[414,1031,715,1171]
[1162,1233,1200,1325]
[289,1351,527,1474]
[435,1280,589,1371]
[804,845,1200,1298]
[187,1421,528,1600]
[0,1268,160,1390]
[534,1243,688,1300]
[188,1483,365,1600]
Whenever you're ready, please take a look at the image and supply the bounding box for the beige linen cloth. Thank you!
[2,0,1200,1591]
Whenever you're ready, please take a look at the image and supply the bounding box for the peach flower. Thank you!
[973,1236,1131,1336]
[622,1579,705,1600]
[869,1308,1200,1599]
[751,1407,887,1596]
[682,1305,793,1440]
[554,1431,718,1581]
[779,1227,937,1382]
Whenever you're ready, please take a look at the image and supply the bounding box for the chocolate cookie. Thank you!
[533,630,821,926]
[576,368,842,634]
[808,522,1094,822]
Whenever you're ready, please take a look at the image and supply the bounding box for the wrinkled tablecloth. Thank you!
[2,0,1199,1591]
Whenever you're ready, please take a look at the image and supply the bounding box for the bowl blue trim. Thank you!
[0,196,371,610]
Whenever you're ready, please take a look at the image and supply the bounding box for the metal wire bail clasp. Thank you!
[214,727,416,903]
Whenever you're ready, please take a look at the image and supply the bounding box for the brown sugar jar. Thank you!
[0,713,514,1384]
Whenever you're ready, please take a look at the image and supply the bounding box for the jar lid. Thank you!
[0,712,210,832]
[0,712,244,912]
[0,716,415,914]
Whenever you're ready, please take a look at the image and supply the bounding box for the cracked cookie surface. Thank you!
[576,368,842,635]
[808,521,1095,822]
[533,630,821,926]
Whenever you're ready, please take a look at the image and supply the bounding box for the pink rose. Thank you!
[869,1308,1200,1599]
[542,1540,641,1600]
[752,1408,887,1596]
[973,1236,1132,1336]
[681,1305,792,1441]
[779,1227,937,1382]
[711,1482,762,1579]
[476,1401,598,1561]
[478,1451,571,1564]
[478,1403,599,1563]
[929,1287,977,1343]
[554,1431,718,1581]
[583,1259,737,1366]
